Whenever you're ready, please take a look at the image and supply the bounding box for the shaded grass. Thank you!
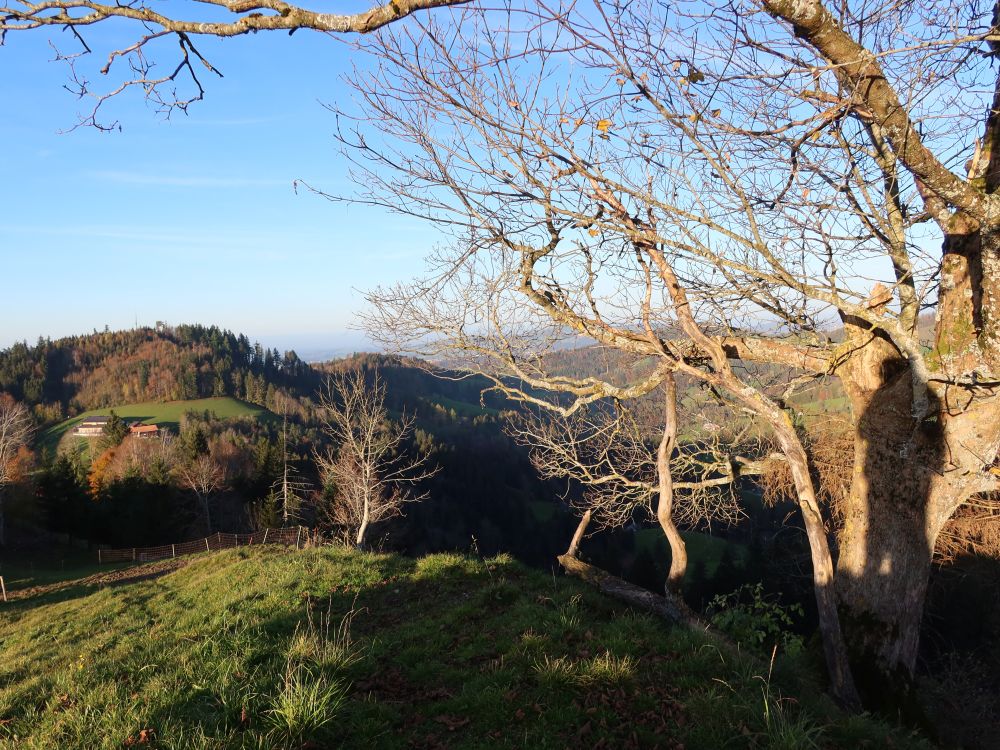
[0,546,931,749]
[0,558,128,590]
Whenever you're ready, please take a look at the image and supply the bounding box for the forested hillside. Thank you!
[0,329,576,565]
[0,325,318,422]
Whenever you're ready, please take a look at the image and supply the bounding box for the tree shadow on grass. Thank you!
[134,554,704,750]
[3,559,186,611]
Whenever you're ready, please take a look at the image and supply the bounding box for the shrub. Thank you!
[707,583,805,655]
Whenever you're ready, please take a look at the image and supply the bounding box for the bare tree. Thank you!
[0,395,33,546]
[509,374,770,595]
[273,415,310,525]
[175,453,226,534]
[315,0,1000,708]
[0,0,469,128]
[315,370,437,548]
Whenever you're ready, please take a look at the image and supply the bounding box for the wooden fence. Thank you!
[97,527,305,564]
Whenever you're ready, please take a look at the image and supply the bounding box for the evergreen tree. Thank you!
[100,411,129,451]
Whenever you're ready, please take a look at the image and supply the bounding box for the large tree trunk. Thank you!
[837,318,1000,712]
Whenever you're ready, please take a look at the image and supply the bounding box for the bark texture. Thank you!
[836,318,1000,709]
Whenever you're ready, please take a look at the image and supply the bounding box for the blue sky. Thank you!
[0,22,438,353]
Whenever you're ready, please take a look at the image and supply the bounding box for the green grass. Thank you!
[0,559,126,590]
[0,546,929,749]
[419,394,500,418]
[40,397,273,453]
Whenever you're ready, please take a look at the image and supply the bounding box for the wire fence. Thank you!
[96,527,306,564]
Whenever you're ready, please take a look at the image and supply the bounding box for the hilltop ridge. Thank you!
[0,325,318,423]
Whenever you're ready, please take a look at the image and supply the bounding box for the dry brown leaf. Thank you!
[434,714,470,731]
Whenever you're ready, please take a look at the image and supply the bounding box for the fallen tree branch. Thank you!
[557,553,703,629]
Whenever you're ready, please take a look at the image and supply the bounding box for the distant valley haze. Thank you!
[0,324,379,361]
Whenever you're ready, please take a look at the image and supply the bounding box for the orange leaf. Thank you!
[596,119,612,132]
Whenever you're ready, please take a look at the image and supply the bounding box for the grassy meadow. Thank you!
[40,397,272,453]
[0,545,930,749]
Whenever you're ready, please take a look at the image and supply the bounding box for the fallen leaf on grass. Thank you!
[123,728,155,746]
[56,693,76,710]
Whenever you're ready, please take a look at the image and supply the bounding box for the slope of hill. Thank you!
[0,546,927,750]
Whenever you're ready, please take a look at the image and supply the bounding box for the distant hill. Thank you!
[0,324,320,422]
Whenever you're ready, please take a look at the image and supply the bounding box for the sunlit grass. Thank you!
[0,545,931,750]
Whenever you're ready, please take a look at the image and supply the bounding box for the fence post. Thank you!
[98,549,103,565]
[172,544,176,558]
[205,537,210,553]
[295,526,302,549]
[1,576,6,603]
[132,548,136,562]
[263,528,269,544]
